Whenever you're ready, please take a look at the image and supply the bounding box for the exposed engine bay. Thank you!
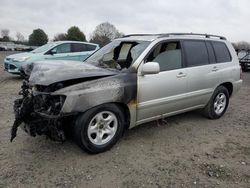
[11,80,70,142]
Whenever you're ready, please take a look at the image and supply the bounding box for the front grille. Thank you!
[9,64,17,70]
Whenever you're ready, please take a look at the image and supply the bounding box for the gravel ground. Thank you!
[0,51,249,188]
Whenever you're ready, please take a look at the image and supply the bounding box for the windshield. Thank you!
[86,40,150,70]
[31,43,56,53]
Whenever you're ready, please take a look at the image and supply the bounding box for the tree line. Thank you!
[1,24,250,50]
[232,41,250,51]
[0,22,123,47]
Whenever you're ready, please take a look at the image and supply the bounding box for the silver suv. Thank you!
[11,33,242,153]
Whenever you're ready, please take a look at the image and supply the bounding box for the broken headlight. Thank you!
[33,94,66,116]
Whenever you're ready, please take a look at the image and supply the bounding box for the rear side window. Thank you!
[72,43,97,52]
[183,40,209,67]
[212,42,231,63]
[72,43,87,52]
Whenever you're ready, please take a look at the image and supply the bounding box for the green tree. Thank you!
[66,26,86,41]
[29,28,48,46]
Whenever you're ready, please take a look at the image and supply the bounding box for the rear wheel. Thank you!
[74,104,125,154]
[203,86,229,119]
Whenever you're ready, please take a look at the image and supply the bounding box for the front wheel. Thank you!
[203,86,229,119]
[74,104,125,154]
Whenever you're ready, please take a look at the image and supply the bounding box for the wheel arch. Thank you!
[219,82,233,97]
[79,102,132,131]
[113,102,131,130]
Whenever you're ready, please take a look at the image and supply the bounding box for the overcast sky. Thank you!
[0,0,249,42]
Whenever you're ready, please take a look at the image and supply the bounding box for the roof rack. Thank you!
[159,33,227,40]
[123,33,226,40]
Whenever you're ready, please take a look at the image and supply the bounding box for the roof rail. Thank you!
[122,34,157,38]
[158,33,227,40]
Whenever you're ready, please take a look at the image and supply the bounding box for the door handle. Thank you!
[212,66,219,72]
[176,72,186,78]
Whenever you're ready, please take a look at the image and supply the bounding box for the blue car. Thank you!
[4,41,99,74]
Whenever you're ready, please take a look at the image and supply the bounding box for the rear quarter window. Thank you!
[72,43,97,52]
[86,44,97,51]
[212,42,232,63]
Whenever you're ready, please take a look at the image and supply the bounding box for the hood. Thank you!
[7,52,32,59]
[23,60,118,86]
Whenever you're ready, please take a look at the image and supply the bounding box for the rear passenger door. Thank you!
[182,40,220,107]
[210,41,232,82]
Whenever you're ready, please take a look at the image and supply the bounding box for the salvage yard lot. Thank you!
[0,51,249,187]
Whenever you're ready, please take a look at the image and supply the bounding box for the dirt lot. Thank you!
[0,51,249,188]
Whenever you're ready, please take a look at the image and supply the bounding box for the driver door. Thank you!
[137,41,188,124]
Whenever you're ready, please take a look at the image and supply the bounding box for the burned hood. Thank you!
[22,60,118,86]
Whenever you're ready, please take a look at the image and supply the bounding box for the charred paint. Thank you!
[11,61,138,142]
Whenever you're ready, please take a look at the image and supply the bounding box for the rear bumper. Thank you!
[232,80,243,96]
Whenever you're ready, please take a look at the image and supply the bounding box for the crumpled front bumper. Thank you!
[10,81,72,142]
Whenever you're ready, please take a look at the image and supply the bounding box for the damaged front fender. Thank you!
[54,73,137,115]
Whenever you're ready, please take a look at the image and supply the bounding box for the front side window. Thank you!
[212,42,231,63]
[183,40,209,67]
[145,41,182,71]
[52,43,71,54]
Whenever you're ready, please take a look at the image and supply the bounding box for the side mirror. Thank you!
[141,62,160,75]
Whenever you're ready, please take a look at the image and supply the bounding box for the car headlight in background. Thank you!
[13,56,30,62]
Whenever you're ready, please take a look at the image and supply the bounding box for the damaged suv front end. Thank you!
[11,60,121,142]
[11,38,151,149]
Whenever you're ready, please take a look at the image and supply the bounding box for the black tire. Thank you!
[203,86,229,119]
[74,104,125,154]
